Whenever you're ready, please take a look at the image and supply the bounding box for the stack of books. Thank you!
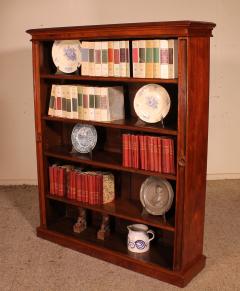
[49,165,115,205]
[122,134,175,174]
[81,41,130,77]
[48,84,124,121]
[132,39,178,79]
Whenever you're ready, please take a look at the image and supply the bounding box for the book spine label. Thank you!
[88,87,95,121]
[132,40,139,78]
[153,39,160,78]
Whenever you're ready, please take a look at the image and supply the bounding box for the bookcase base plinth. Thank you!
[36,226,206,287]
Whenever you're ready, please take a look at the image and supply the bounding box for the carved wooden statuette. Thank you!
[97,214,110,240]
[73,208,87,233]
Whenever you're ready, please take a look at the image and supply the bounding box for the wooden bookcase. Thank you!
[27,21,215,287]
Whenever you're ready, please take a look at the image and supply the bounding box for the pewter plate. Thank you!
[52,40,81,73]
[133,84,171,123]
[140,176,174,215]
[71,124,97,153]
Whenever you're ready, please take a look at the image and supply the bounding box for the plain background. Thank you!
[0,0,239,184]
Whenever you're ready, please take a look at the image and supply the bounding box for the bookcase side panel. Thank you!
[32,41,47,226]
[181,36,211,269]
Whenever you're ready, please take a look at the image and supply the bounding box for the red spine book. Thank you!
[82,173,88,203]
[76,172,82,202]
[88,174,93,205]
[169,139,175,174]
[143,135,148,170]
[149,136,154,172]
[162,138,170,173]
[135,135,139,169]
[49,166,54,195]
[128,134,132,168]
[98,174,103,204]
[53,165,59,195]
[131,134,136,168]
[139,135,144,170]
[72,170,76,200]
[153,137,158,172]
[122,134,127,167]
[58,167,65,197]
[67,170,73,199]
[157,137,162,173]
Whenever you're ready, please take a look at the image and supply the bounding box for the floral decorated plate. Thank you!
[71,124,97,153]
[133,84,171,123]
[140,176,174,215]
[52,40,81,73]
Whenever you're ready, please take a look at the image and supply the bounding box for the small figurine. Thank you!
[73,207,87,233]
[97,214,110,240]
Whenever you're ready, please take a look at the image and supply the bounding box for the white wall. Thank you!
[0,0,239,184]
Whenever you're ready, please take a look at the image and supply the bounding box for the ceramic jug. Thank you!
[127,224,155,253]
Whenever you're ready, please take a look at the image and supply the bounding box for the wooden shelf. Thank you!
[41,73,178,84]
[43,116,177,135]
[46,217,174,270]
[44,146,177,180]
[46,194,175,231]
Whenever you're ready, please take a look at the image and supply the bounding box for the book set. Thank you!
[27,21,215,287]
[122,134,175,174]
[49,165,115,205]
[48,84,124,122]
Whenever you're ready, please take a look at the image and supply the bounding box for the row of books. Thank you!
[49,165,115,205]
[122,134,175,174]
[132,39,178,79]
[48,84,124,121]
[81,41,130,77]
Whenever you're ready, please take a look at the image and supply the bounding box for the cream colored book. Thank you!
[77,85,83,120]
[88,86,95,121]
[102,172,115,204]
[113,41,120,77]
[81,42,89,76]
[54,85,62,117]
[70,86,78,119]
[101,41,108,77]
[153,39,160,78]
[61,85,68,118]
[100,87,108,121]
[65,85,72,119]
[145,40,153,78]
[48,84,56,116]
[108,41,114,77]
[82,86,89,120]
[132,40,139,77]
[160,39,169,79]
[168,39,178,78]
[94,87,101,121]
[94,41,102,76]
[138,40,146,78]
[120,40,126,77]
[125,40,130,77]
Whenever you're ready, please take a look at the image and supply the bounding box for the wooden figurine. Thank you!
[97,214,110,240]
[73,208,87,233]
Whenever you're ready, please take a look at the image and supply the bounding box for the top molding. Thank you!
[26,21,216,41]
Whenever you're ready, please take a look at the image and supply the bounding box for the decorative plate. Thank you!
[133,84,171,123]
[140,176,174,215]
[52,40,81,73]
[71,124,97,153]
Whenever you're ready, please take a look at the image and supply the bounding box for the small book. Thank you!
[88,86,95,121]
[83,86,89,120]
[113,41,120,77]
[88,41,95,76]
[94,87,101,122]
[125,40,130,77]
[77,85,83,120]
[132,40,139,78]
[94,41,102,76]
[102,172,115,204]
[168,39,178,78]
[153,39,160,78]
[145,40,153,78]
[108,41,114,77]
[65,85,72,119]
[101,41,108,77]
[54,85,62,117]
[70,86,78,119]
[48,85,56,116]
[138,40,146,78]
[81,42,89,76]
[120,40,126,77]
[160,39,169,79]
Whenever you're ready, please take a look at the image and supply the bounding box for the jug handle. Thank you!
[147,230,155,241]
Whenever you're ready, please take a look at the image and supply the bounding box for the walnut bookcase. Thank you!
[27,21,215,287]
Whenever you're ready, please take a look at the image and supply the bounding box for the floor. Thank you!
[0,181,240,291]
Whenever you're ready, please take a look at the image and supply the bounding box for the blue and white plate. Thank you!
[71,124,97,153]
[52,40,81,73]
[133,84,171,123]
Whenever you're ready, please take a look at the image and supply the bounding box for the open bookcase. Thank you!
[27,21,215,287]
